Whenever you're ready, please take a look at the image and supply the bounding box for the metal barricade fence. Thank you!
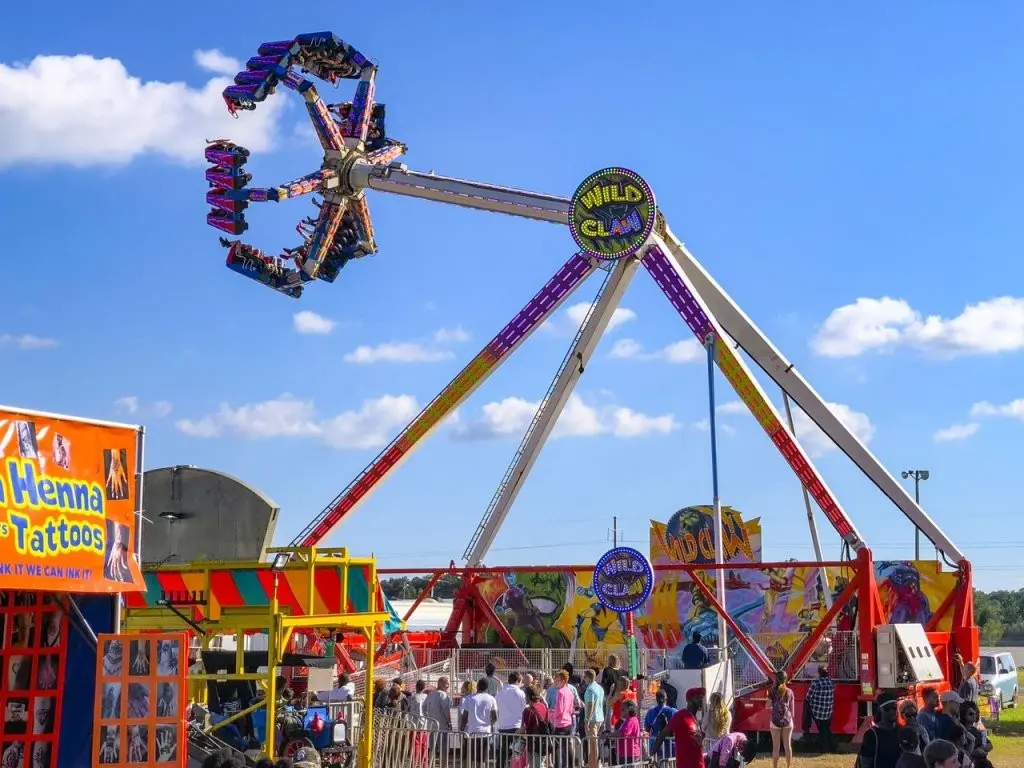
[370,711,585,767]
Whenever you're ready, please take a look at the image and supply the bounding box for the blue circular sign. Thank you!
[593,547,654,613]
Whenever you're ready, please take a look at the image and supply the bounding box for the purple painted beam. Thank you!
[642,246,713,339]
[488,252,593,358]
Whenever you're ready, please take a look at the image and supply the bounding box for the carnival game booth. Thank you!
[0,405,151,768]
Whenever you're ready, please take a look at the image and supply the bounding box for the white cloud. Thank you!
[0,49,284,168]
[716,401,749,415]
[293,311,336,335]
[543,302,636,336]
[714,395,874,457]
[812,297,1024,358]
[114,397,139,414]
[193,50,240,77]
[691,418,737,436]
[452,393,677,440]
[788,402,876,458]
[343,327,468,364]
[114,397,173,419]
[933,422,979,443]
[433,326,471,343]
[176,393,419,450]
[609,338,704,363]
[971,399,1024,421]
[0,333,57,350]
[344,343,454,364]
[152,400,174,418]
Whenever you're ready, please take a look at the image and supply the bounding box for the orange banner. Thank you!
[0,407,144,592]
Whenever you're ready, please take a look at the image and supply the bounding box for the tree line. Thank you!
[975,588,1024,646]
[381,575,463,601]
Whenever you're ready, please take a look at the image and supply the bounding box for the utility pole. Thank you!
[901,469,930,560]
[612,516,618,548]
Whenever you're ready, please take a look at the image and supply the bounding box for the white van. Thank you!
[979,652,1018,708]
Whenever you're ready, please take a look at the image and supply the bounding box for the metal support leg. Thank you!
[464,256,641,565]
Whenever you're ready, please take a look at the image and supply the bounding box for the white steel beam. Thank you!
[348,161,571,224]
[464,256,641,565]
[658,225,966,564]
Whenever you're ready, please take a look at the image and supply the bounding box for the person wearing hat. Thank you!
[895,725,926,768]
[935,691,962,742]
[858,691,901,768]
[652,687,707,768]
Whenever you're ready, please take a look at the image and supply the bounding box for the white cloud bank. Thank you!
[0,49,284,167]
[608,338,704,363]
[713,398,875,458]
[177,393,420,450]
[0,333,57,350]
[343,327,470,364]
[933,422,979,443]
[452,393,677,440]
[293,311,336,335]
[115,397,172,418]
[542,302,636,336]
[812,297,1024,358]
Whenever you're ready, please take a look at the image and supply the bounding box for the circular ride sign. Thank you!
[568,168,657,261]
[593,546,655,614]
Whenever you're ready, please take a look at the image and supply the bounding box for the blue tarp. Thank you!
[58,595,115,768]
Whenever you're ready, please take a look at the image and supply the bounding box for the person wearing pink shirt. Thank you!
[617,700,643,764]
[548,671,576,767]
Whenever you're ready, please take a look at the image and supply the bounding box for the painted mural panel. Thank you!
[478,507,960,665]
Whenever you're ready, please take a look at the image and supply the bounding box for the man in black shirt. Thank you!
[600,654,623,697]
[682,632,710,670]
[858,691,901,768]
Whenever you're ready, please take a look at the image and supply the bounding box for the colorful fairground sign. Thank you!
[593,546,655,613]
[568,167,657,261]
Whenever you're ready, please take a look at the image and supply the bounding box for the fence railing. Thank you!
[368,710,685,768]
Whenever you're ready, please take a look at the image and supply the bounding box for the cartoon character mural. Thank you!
[483,572,571,648]
[476,507,960,673]
[877,561,933,625]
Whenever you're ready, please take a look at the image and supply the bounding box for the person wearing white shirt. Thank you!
[495,672,527,766]
[460,679,498,767]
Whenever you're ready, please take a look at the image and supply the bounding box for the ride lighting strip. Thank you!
[642,244,863,550]
[293,252,596,546]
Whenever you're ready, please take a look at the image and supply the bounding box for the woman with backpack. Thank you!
[518,685,551,768]
[644,689,677,760]
[767,672,795,768]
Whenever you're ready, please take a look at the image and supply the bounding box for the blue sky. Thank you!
[2,3,1023,591]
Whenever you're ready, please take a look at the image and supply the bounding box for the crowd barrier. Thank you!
[369,709,683,768]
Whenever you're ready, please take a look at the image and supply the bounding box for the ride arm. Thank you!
[290,252,599,547]
[348,161,571,225]
[656,225,967,565]
[300,200,346,279]
[463,256,641,566]
[642,235,867,553]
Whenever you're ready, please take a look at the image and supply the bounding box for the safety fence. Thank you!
[369,710,680,767]
[729,631,858,694]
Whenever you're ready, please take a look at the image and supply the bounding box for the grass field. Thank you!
[765,672,1024,768]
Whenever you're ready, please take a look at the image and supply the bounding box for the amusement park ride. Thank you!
[201,30,978,737]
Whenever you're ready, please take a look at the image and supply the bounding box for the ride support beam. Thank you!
[685,565,776,678]
[784,568,861,679]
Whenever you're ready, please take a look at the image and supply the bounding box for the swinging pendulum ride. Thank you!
[205,31,979,735]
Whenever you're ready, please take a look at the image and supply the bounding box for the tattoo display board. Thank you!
[0,592,68,768]
[93,632,185,768]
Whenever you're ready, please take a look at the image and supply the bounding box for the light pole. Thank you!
[901,469,930,560]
